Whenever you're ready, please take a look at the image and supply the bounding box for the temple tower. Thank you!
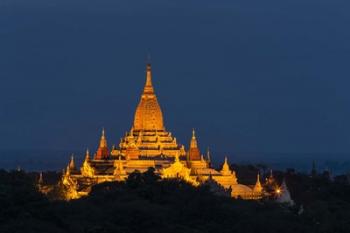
[188,129,201,161]
[95,128,109,160]
[69,155,76,170]
[253,173,263,193]
[133,63,164,131]
[221,157,232,176]
[81,149,95,177]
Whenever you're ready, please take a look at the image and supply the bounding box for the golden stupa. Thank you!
[59,62,262,200]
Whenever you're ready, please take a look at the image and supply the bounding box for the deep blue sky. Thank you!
[1,0,350,162]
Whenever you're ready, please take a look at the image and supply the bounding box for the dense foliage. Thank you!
[0,168,349,233]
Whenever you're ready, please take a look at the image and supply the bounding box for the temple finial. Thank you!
[85,148,90,161]
[99,128,107,148]
[95,128,109,160]
[221,156,231,176]
[143,59,154,95]
[69,154,75,170]
[254,172,263,193]
[190,128,198,149]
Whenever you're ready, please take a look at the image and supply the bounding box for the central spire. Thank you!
[133,62,164,131]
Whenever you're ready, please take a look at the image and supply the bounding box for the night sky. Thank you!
[1,0,350,166]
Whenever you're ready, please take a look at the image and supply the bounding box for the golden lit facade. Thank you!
[113,63,185,159]
[59,62,262,200]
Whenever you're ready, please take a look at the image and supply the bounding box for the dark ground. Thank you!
[0,166,349,233]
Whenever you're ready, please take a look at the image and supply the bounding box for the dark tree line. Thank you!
[0,168,349,233]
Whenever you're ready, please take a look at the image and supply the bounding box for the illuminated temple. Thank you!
[60,63,263,200]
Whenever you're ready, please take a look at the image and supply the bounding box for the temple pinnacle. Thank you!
[85,149,90,161]
[254,173,263,193]
[190,128,198,148]
[99,128,107,148]
[221,156,232,176]
[69,154,75,170]
[143,62,154,95]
